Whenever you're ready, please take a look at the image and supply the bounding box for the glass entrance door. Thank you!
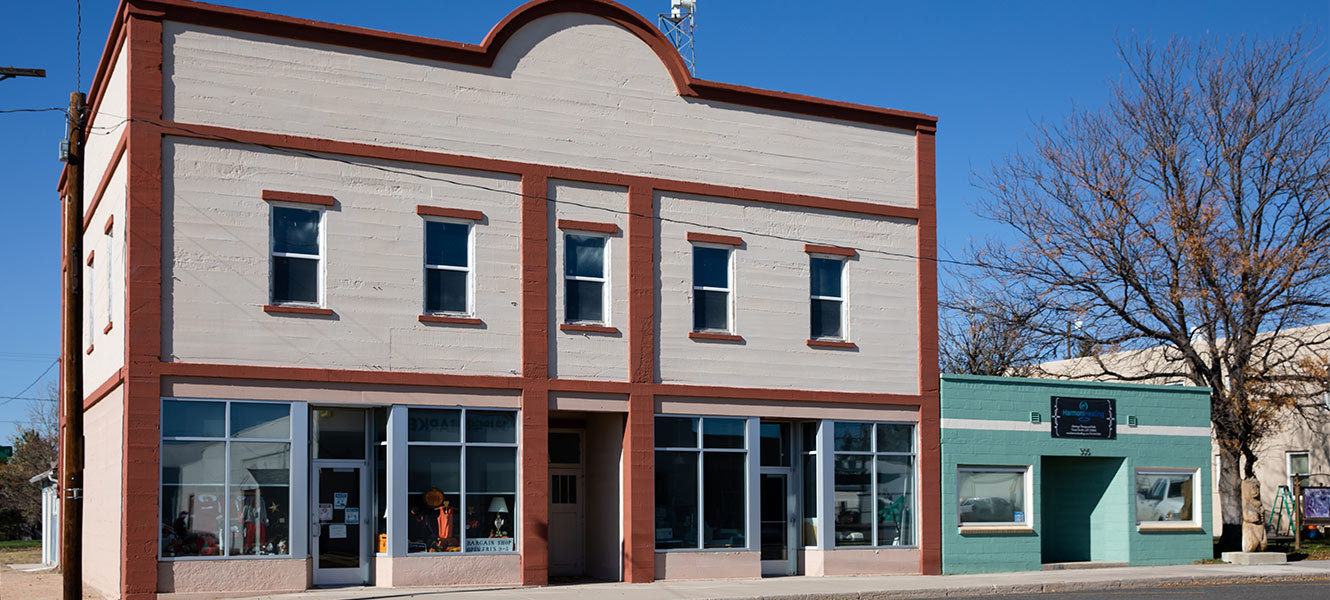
[312,465,365,585]
[760,421,797,576]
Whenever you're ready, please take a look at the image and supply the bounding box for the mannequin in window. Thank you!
[437,499,457,549]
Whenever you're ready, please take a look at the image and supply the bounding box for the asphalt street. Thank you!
[950,580,1330,600]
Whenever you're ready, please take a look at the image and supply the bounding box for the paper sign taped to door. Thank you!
[333,493,348,509]
[345,508,359,524]
[317,503,333,521]
[329,524,347,539]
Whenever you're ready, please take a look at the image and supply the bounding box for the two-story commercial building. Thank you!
[66,1,939,597]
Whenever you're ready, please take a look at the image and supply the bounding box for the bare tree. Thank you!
[0,383,59,539]
[968,32,1330,546]
[939,282,1061,376]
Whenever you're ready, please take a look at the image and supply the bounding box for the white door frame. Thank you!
[759,467,798,576]
[311,461,368,586]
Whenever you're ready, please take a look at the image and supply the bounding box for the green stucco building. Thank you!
[940,375,1213,574]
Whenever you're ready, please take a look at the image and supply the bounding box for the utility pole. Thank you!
[0,66,46,82]
[60,91,85,600]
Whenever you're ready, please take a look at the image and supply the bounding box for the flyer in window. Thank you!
[333,493,348,510]
[329,524,347,539]
[317,503,333,522]
[345,508,360,525]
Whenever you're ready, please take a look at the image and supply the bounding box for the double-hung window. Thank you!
[692,246,733,332]
[424,220,472,315]
[105,224,115,327]
[956,466,1031,527]
[833,422,916,546]
[270,205,323,305]
[810,256,847,340]
[655,415,749,550]
[160,399,294,557]
[564,234,607,324]
[406,408,517,553]
[1287,451,1310,490]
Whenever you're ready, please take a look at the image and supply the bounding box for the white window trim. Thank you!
[562,232,611,325]
[1286,450,1311,490]
[422,218,475,317]
[158,397,306,561]
[104,226,114,327]
[1133,467,1202,527]
[84,258,94,348]
[268,203,326,307]
[653,414,757,552]
[956,465,1034,529]
[691,243,735,334]
[830,421,919,548]
[401,406,520,555]
[809,254,848,341]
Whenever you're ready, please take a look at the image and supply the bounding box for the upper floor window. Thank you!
[810,256,846,340]
[424,220,472,315]
[564,234,607,324]
[270,205,323,305]
[692,245,732,333]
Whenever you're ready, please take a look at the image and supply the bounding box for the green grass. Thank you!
[0,540,41,550]
[1209,534,1330,562]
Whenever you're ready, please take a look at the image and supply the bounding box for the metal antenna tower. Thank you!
[658,0,696,76]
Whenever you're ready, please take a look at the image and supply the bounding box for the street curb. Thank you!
[742,572,1330,600]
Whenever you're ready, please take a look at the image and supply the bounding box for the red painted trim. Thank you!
[416,205,484,221]
[82,132,128,233]
[263,304,334,316]
[418,314,484,325]
[914,126,942,575]
[626,185,655,385]
[136,0,935,131]
[519,168,550,585]
[57,0,128,196]
[121,10,165,596]
[160,361,524,389]
[686,232,744,247]
[83,367,127,411]
[153,120,922,222]
[688,331,744,342]
[104,321,115,335]
[261,189,335,207]
[559,323,619,334]
[86,344,95,355]
[104,215,115,235]
[556,219,619,235]
[623,391,654,581]
[806,339,857,349]
[804,244,856,258]
[86,250,95,266]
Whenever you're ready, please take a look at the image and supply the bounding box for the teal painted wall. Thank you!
[940,375,1213,574]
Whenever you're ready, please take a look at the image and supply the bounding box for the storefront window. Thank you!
[160,399,293,558]
[1134,469,1196,523]
[406,408,517,554]
[654,416,749,550]
[957,467,1028,526]
[800,422,818,547]
[833,421,915,547]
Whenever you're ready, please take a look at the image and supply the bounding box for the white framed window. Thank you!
[423,219,473,315]
[957,466,1032,527]
[564,234,608,324]
[832,421,916,547]
[1134,468,1199,525]
[84,254,94,348]
[160,398,295,558]
[692,245,733,333]
[105,225,115,327]
[809,256,847,340]
[654,415,751,550]
[1287,451,1311,489]
[269,204,324,306]
[405,407,517,554]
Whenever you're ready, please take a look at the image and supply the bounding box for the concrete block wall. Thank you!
[940,375,1213,574]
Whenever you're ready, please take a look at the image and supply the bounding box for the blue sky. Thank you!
[0,0,1324,442]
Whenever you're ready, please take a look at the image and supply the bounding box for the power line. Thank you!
[0,107,66,114]
[0,359,58,410]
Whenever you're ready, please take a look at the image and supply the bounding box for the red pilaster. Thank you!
[623,184,656,581]
[915,124,942,575]
[121,5,166,599]
[519,170,550,585]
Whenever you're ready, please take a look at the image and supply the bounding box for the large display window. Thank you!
[405,408,517,553]
[956,466,1030,527]
[654,415,750,550]
[832,422,916,547]
[160,399,294,558]
[1134,469,1198,524]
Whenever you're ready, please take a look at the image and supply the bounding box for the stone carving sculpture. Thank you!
[1241,478,1267,552]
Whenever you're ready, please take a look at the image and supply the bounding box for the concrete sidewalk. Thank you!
[233,560,1330,600]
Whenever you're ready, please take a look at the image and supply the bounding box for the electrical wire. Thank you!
[0,359,59,410]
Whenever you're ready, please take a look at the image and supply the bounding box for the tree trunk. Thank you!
[1217,446,1244,550]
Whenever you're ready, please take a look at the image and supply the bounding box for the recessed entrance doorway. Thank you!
[1040,456,1128,566]
[546,411,624,582]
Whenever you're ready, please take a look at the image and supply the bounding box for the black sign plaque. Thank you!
[1051,396,1116,440]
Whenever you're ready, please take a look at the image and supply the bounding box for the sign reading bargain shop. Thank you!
[1050,397,1116,440]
